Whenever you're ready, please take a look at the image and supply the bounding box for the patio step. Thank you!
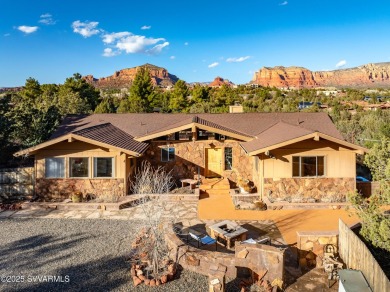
[200,178,230,191]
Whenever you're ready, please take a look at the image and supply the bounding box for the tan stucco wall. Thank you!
[34,140,130,198]
[35,141,128,179]
[261,139,356,179]
[256,139,357,199]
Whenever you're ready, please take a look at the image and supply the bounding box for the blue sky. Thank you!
[1,0,390,86]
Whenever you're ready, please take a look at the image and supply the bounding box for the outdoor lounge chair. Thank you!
[189,232,218,251]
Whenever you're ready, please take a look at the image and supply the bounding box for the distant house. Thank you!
[363,96,383,102]
[298,101,321,110]
[15,113,366,202]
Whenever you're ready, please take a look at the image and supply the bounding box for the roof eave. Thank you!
[13,133,145,158]
[246,132,368,156]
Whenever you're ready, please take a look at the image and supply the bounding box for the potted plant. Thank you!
[71,191,83,203]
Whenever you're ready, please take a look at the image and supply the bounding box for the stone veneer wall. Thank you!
[296,231,338,269]
[36,178,125,200]
[264,177,355,202]
[165,227,284,281]
[143,140,253,185]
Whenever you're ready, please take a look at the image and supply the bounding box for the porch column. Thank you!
[192,125,197,141]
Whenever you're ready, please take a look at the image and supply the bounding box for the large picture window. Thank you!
[224,147,233,170]
[94,157,114,178]
[45,158,65,178]
[69,157,89,178]
[292,156,325,177]
[161,147,175,162]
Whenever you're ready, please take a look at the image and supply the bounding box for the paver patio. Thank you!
[198,192,360,245]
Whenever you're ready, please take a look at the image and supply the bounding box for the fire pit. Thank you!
[209,220,248,249]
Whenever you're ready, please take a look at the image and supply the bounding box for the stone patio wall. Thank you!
[296,231,338,269]
[264,177,355,202]
[165,226,284,281]
[143,141,253,185]
[36,178,125,200]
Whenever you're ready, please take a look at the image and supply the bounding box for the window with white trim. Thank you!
[94,157,114,178]
[161,147,175,162]
[292,156,325,177]
[69,157,89,178]
[45,158,65,178]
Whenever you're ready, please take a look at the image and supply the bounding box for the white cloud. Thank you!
[73,22,168,56]
[208,62,219,68]
[102,32,131,44]
[279,1,288,5]
[39,13,56,25]
[335,60,347,68]
[4,33,10,37]
[102,48,120,57]
[170,56,175,60]
[17,26,38,34]
[184,42,189,46]
[141,25,151,30]
[72,20,100,38]
[146,41,169,55]
[115,35,168,55]
[226,56,251,63]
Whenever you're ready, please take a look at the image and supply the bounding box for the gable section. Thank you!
[135,116,253,142]
[14,123,148,157]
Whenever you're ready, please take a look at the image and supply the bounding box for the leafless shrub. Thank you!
[130,161,175,194]
[129,161,177,277]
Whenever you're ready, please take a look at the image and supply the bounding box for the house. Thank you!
[14,113,367,202]
[298,101,321,110]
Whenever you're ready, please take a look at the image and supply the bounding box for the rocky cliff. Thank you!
[83,64,179,89]
[251,63,390,88]
[209,76,235,87]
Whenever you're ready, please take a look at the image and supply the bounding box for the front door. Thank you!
[206,148,222,177]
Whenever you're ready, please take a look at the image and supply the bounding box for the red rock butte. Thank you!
[209,76,235,87]
[83,64,179,89]
[251,62,390,88]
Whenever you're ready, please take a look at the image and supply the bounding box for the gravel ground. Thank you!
[0,218,208,292]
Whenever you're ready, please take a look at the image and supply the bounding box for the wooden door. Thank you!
[206,148,222,177]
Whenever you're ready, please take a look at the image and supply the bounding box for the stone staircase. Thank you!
[199,178,230,196]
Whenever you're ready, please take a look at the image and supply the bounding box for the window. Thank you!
[179,130,192,140]
[292,156,325,177]
[197,130,215,140]
[69,157,89,177]
[161,147,175,162]
[45,158,65,178]
[94,158,114,178]
[224,147,233,170]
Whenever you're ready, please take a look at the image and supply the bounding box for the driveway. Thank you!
[0,218,207,291]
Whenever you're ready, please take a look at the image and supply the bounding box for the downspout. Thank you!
[261,154,264,201]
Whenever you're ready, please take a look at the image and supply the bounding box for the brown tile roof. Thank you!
[52,112,343,138]
[49,112,345,154]
[73,123,149,154]
[241,121,315,153]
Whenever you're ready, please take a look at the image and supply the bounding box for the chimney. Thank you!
[229,103,243,113]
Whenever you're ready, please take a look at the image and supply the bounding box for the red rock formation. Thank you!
[209,76,235,87]
[252,63,390,88]
[83,64,179,89]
